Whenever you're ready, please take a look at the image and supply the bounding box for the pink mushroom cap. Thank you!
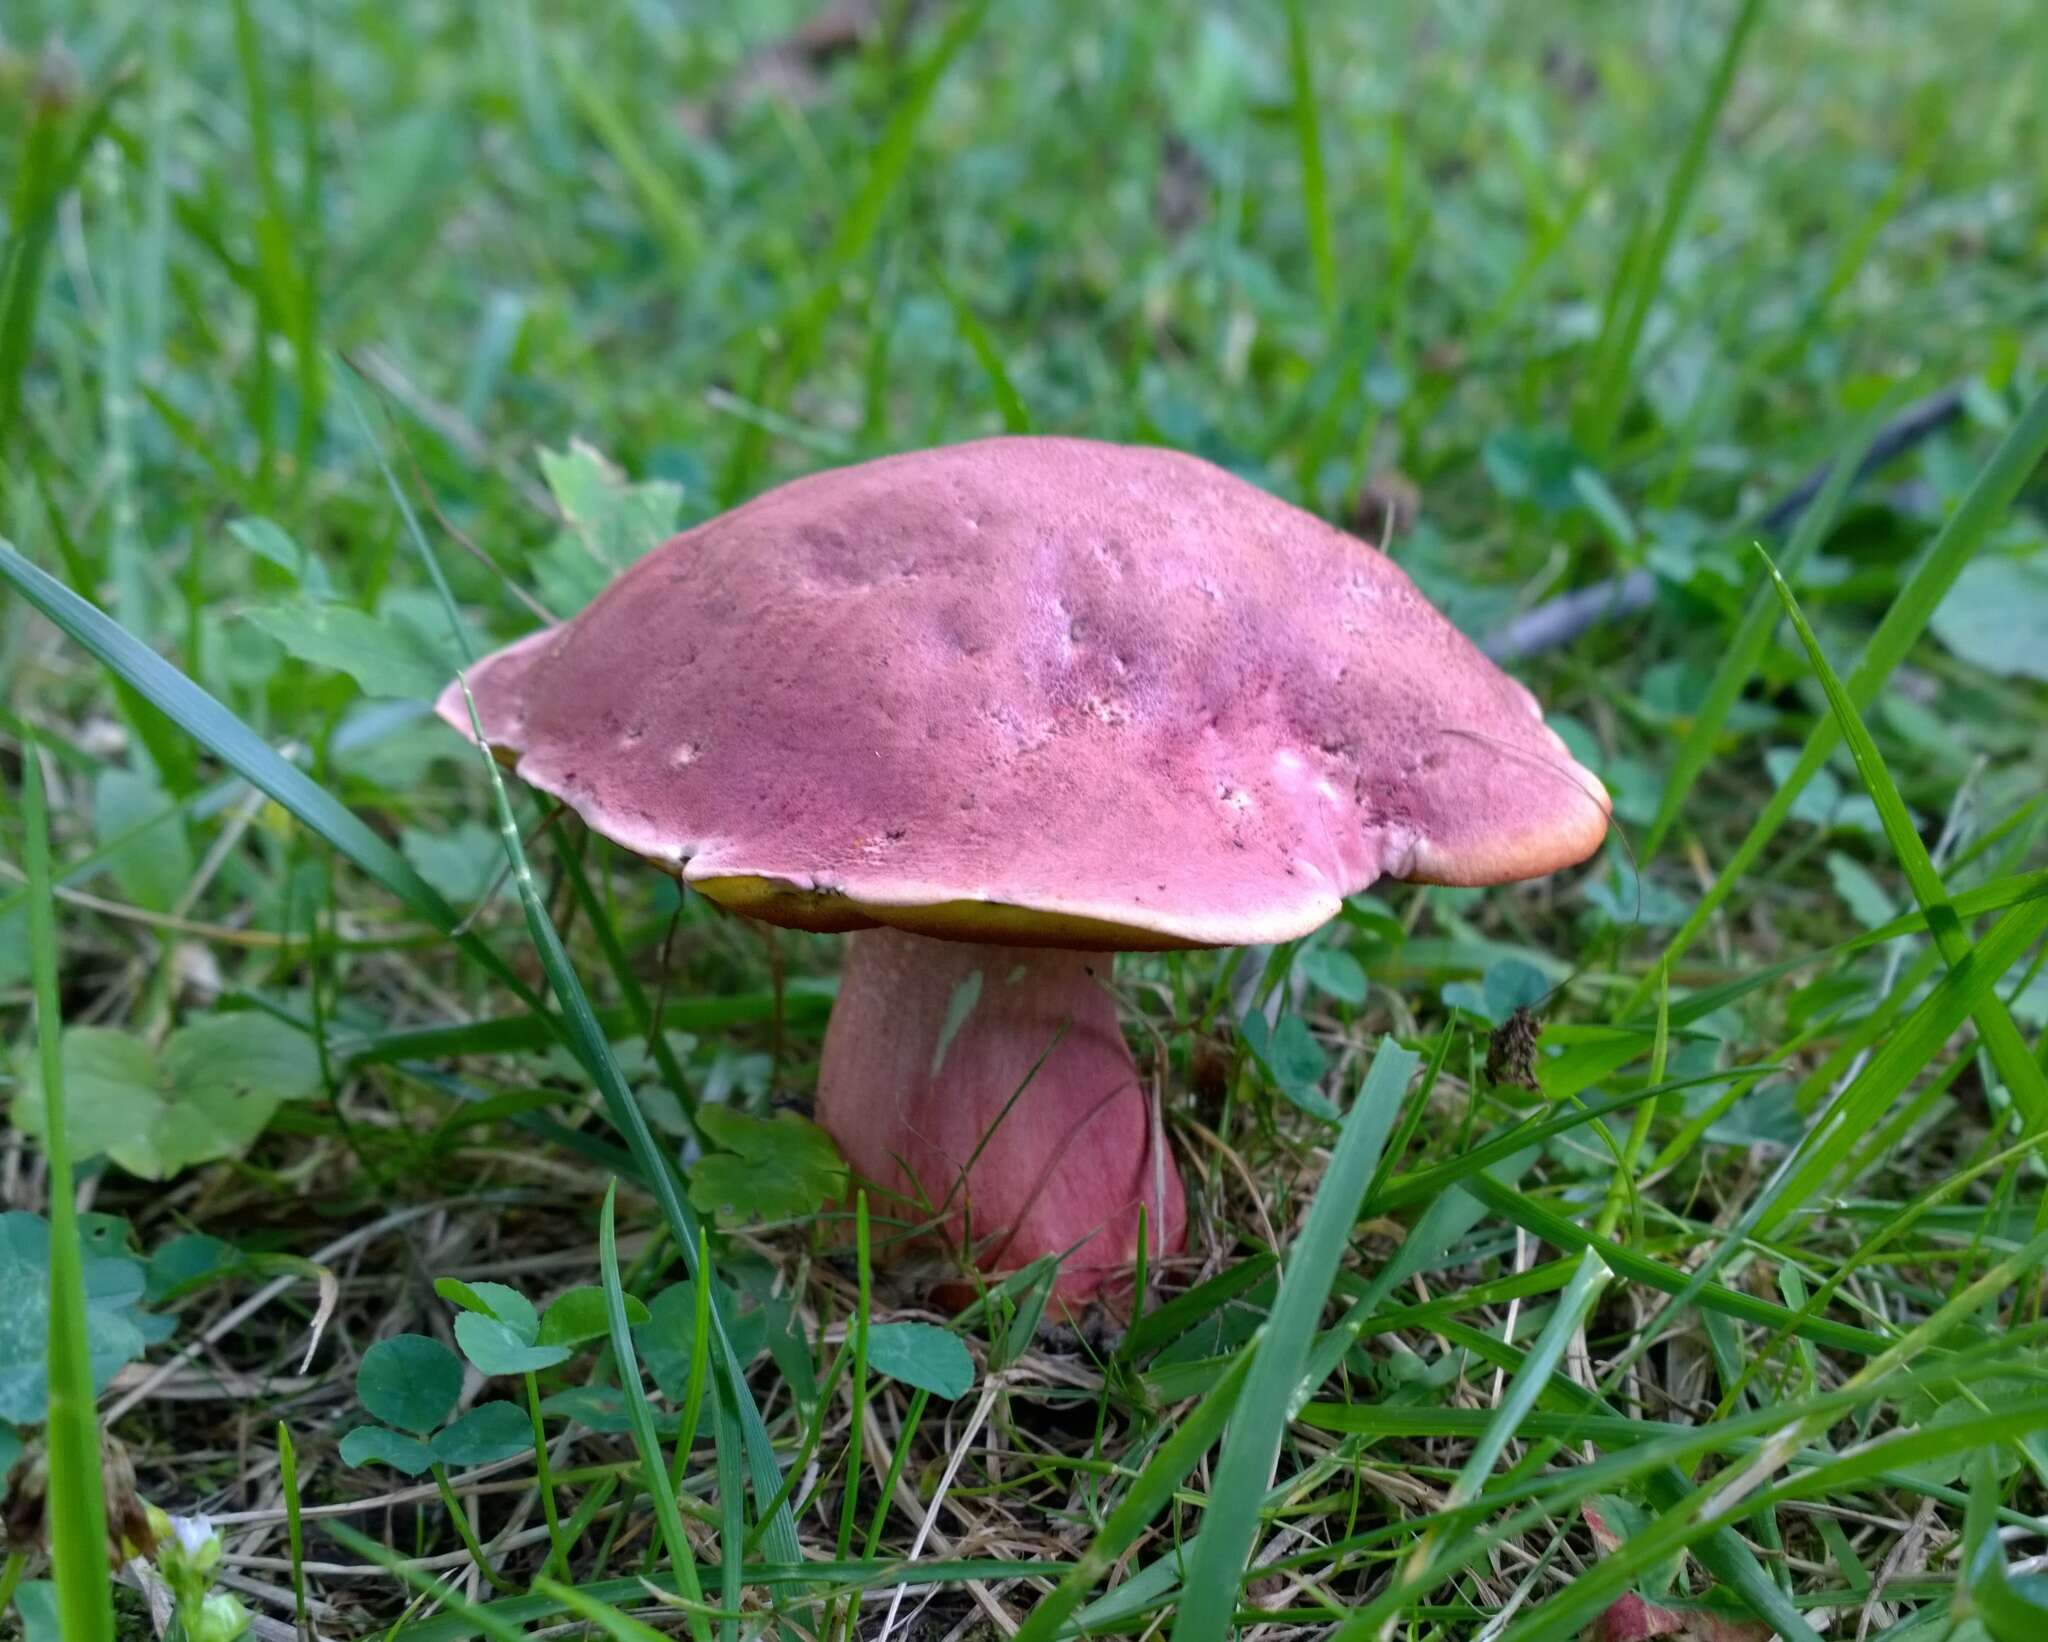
[439,435,1610,1312]
[437,436,1610,944]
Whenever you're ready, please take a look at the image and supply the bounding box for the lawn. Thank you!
[4,1,2048,1637]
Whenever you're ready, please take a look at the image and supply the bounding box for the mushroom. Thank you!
[438,437,1609,1312]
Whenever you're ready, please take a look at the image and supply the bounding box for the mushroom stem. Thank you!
[816,928,1187,1311]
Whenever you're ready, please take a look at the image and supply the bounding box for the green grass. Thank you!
[3,2,2047,1638]
[20,741,113,1639]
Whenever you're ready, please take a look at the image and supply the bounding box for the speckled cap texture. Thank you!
[438,436,1610,948]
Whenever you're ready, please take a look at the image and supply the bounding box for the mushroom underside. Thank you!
[814,927,1186,1310]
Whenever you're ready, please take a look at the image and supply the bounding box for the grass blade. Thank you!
[1291,1162,1513,1411]
[0,58,132,469]
[936,267,1032,433]
[1166,1039,1418,1642]
[554,840,703,1141]
[1755,868,2048,1236]
[452,673,803,1563]
[722,0,992,500]
[1008,1351,1252,1642]
[348,364,807,1565]
[599,1181,711,1642]
[1511,1236,2048,1642]
[319,1522,526,1642]
[0,539,550,1007]
[556,55,704,270]
[1644,396,1890,856]
[1635,380,2048,1014]
[1308,1383,2048,1642]
[1371,1070,1768,1214]
[394,1559,1076,1642]
[829,1191,872,1641]
[1283,0,1336,321]
[1759,544,2047,1129]
[341,987,828,1067]
[1584,892,2048,1395]
[813,2,990,321]
[1576,0,1768,451]
[21,740,114,1641]
[278,1421,308,1639]
[1636,866,2048,1032]
[531,1577,672,1639]
[1468,1269,1610,1455]
[1400,1246,1610,1585]
[1459,1173,1886,1355]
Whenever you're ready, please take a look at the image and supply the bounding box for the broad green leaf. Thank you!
[15,1028,159,1167]
[687,1106,848,1225]
[531,539,611,618]
[1443,958,1551,1026]
[160,1012,323,1108]
[338,1425,437,1476]
[154,1013,320,1171]
[435,1277,507,1322]
[1825,852,1900,929]
[356,1334,462,1434]
[537,1286,647,1349]
[1701,1082,1804,1149]
[246,596,458,700]
[1297,946,1368,1006]
[93,767,193,914]
[633,1279,767,1403]
[865,1321,974,1400]
[13,1582,60,1642]
[402,821,510,908]
[145,1234,247,1303]
[1238,1012,1335,1119]
[430,1400,534,1467]
[1485,958,1552,1020]
[1440,980,1492,1019]
[18,1016,321,1181]
[227,516,330,592]
[1584,859,1698,927]
[533,441,683,613]
[454,1312,570,1377]
[1930,553,2048,682]
[435,1279,538,1342]
[0,1212,153,1425]
[72,1216,134,1259]
[1481,426,1587,513]
[539,1385,688,1437]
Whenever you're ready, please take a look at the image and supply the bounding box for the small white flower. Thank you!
[169,1514,216,1557]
